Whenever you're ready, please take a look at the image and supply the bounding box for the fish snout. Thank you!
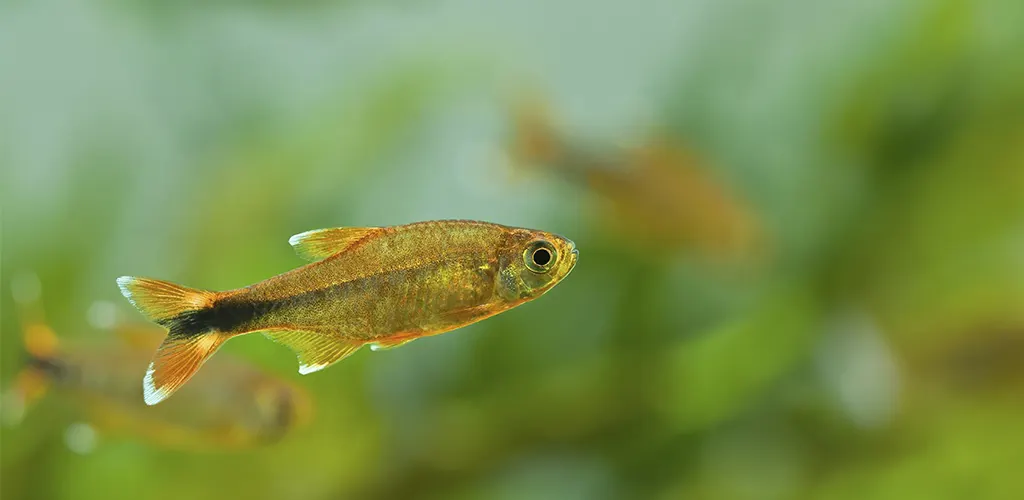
[564,239,578,273]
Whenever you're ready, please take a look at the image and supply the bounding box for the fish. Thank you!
[4,315,312,451]
[116,220,578,405]
[508,99,763,259]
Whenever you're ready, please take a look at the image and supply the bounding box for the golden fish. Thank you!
[5,319,311,450]
[117,220,578,405]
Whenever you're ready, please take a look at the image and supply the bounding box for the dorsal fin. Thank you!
[288,227,381,262]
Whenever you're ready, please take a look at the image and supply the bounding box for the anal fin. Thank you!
[263,329,363,374]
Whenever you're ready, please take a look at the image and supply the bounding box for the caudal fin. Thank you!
[143,332,226,405]
[116,276,225,405]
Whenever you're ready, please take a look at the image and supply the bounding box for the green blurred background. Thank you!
[2,0,1024,498]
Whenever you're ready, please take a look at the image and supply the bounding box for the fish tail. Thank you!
[116,276,226,405]
[115,276,217,327]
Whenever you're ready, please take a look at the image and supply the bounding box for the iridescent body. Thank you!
[117,220,578,405]
[229,221,575,343]
[7,322,310,450]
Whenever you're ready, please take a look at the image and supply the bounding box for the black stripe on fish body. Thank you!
[162,271,442,337]
[262,386,297,443]
[163,260,489,337]
[26,355,76,383]
[160,287,340,336]
[160,297,274,336]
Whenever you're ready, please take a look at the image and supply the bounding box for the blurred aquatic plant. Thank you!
[3,0,1024,498]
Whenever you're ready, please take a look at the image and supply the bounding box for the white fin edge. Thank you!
[142,362,170,406]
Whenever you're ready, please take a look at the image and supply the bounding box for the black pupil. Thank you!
[532,248,551,266]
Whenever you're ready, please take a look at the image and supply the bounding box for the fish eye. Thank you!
[524,241,557,273]
[533,248,551,266]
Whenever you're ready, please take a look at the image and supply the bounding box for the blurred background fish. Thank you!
[3,0,1024,498]
[3,287,312,453]
[508,97,764,261]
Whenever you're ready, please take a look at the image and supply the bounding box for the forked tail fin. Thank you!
[116,276,225,405]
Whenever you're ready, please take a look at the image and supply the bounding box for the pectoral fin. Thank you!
[288,227,381,262]
[263,329,363,374]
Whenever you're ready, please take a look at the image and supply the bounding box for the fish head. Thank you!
[496,227,578,302]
